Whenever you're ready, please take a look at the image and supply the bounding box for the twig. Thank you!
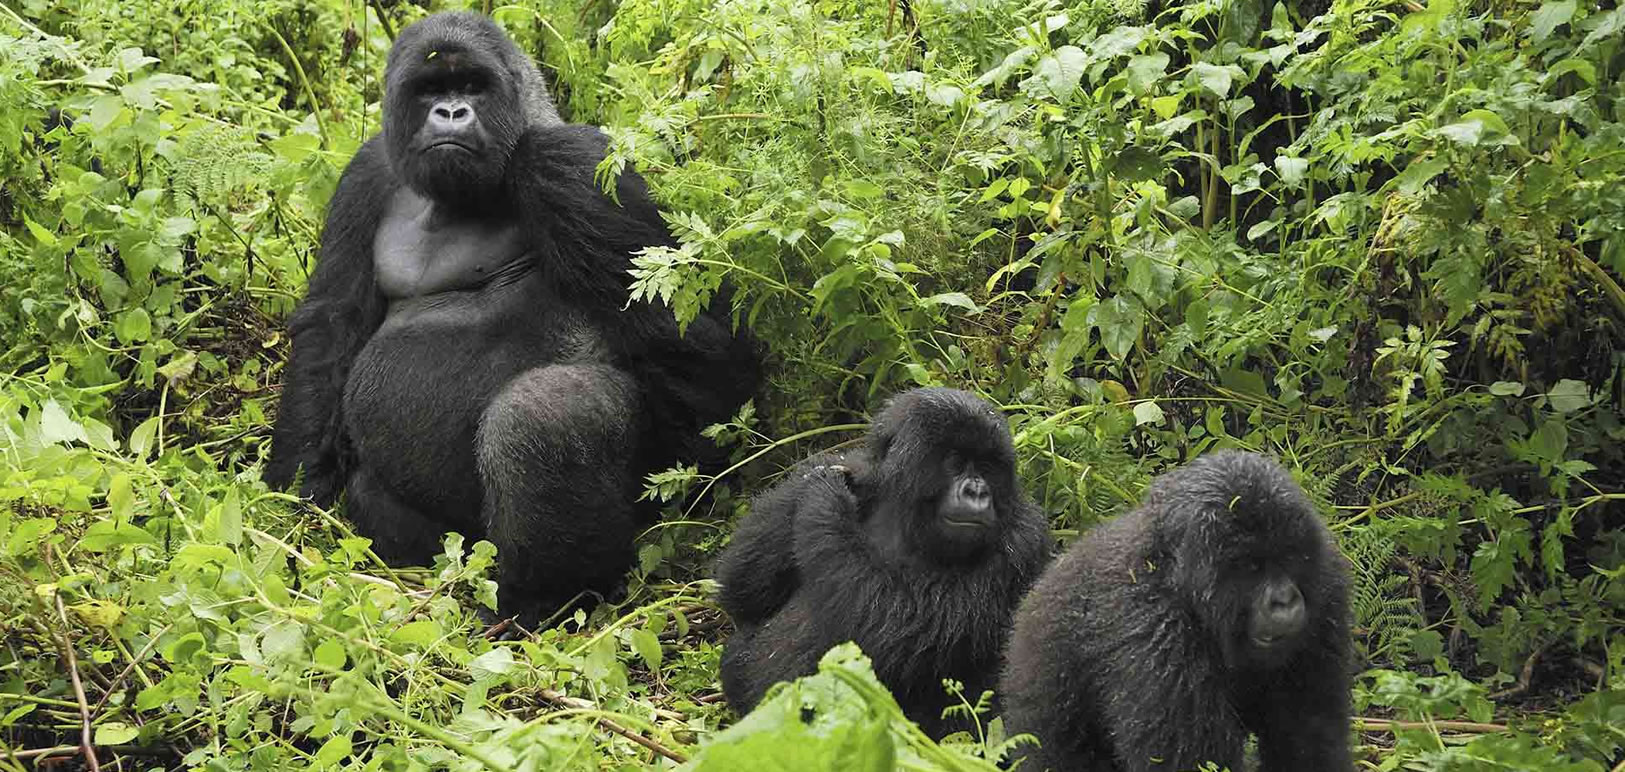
[52,594,102,771]
[3,745,169,761]
[1355,717,1509,733]
[537,689,688,763]
[1488,643,1543,700]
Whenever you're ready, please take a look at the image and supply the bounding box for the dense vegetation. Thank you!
[1,0,1622,768]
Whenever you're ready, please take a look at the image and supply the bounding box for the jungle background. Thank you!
[0,0,1623,768]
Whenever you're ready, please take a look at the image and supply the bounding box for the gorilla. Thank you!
[715,388,1051,737]
[1000,450,1353,771]
[264,12,758,623]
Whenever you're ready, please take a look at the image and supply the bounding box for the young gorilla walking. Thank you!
[715,388,1051,736]
[1000,450,1353,771]
[264,12,757,623]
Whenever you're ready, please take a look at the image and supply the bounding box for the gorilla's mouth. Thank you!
[1249,632,1297,649]
[426,140,474,153]
[943,518,989,530]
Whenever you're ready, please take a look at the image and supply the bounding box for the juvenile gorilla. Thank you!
[715,388,1051,736]
[264,12,757,622]
[1001,450,1353,771]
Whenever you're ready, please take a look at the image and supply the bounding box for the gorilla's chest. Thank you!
[373,189,529,299]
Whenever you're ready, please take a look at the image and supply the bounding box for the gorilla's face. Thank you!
[384,19,530,205]
[1172,504,1324,672]
[863,388,1022,564]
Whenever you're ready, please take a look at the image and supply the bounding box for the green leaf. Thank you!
[1026,46,1086,101]
[391,620,443,648]
[313,733,353,767]
[1530,1,1576,42]
[1273,155,1308,188]
[6,518,56,557]
[94,722,140,746]
[1125,52,1169,93]
[218,487,242,546]
[39,399,89,446]
[921,292,982,313]
[1545,379,1591,413]
[1489,381,1526,397]
[1189,62,1240,98]
[1132,400,1165,426]
[79,521,158,552]
[470,647,515,682]
[114,308,152,344]
[129,416,160,461]
[314,639,346,670]
[631,628,663,670]
[1092,295,1144,360]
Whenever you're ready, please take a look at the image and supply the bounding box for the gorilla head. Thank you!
[1147,451,1333,672]
[383,12,561,204]
[859,387,1022,563]
[1000,450,1352,771]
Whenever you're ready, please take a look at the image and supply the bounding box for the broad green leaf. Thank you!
[1132,400,1165,426]
[313,734,353,767]
[1530,1,1576,42]
[1026,46,1086,101]
[129,416,160,460]
[314,639,347,670]
[39,399,89,446]
[1125,52,1169,93]
[94,722,140,746]
[391,620,443,648]
[1546,379,1591,413]
[1489,381,1527,397]
[921,292,982,313]
[1092,295,1144,360]
[79,521,158,552]
[1189,62,1239,98]
[115,308,152,344]
[631,628,663,670]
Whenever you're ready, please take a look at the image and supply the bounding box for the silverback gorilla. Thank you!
[1000,450,1353,771]
[264,12,757,623]
[715,388,1051,736]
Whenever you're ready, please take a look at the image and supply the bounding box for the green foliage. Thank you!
[1,0,1623,767]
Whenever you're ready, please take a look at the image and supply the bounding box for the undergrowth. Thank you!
[1,0,1622,769]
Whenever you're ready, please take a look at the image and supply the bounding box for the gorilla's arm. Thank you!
[714,485,797,624]
[506,124,759,463]
[716,454,862,623]
[504,124,674,313]
[264,140,392,504]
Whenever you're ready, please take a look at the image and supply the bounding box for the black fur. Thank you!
[1000,450,1353,771]
[264,11,758,623]
[716,388,1051,736]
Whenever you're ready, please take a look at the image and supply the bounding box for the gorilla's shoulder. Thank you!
[509,123,615,177]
